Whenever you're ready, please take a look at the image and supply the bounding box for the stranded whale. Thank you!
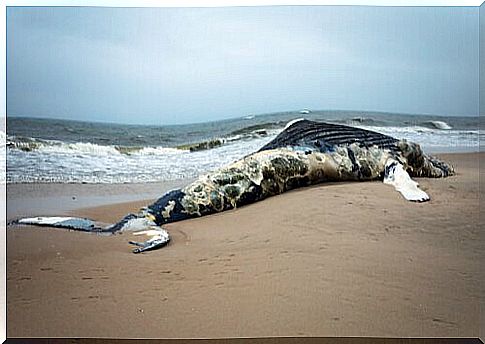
[14,119,454,253]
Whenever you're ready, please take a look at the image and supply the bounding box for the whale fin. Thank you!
[13,216,107,232]
[383,159,430,202]
[12,215,143,234]
[128,228,170,254]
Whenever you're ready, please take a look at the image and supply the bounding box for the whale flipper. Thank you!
[16,217,103,231]
[383,159,429,202]
[128,229,170,253]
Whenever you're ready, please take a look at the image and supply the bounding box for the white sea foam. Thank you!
[135,147,186,156]
[6,132,278,183]
[39,141,121,155]
[0,131,6,184]
[356,125,479,152]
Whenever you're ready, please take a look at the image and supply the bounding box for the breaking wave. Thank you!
[424,120,453,130]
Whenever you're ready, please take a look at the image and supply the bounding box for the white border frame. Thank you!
[1,1,482,342]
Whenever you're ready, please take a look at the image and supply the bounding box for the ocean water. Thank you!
[5,111,482,184]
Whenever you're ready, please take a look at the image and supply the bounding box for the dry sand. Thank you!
[6,153,484,339]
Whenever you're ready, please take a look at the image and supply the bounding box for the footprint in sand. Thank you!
[19,298,32,305]
[432,318,457,326]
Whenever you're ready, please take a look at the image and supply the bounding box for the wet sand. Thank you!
[6,153,484,338]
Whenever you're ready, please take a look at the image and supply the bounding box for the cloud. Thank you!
[7,6,479,124]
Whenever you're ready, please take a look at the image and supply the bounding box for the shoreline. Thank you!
[6,179,192,221]
[6,152,484,338]
[6,152,476,220]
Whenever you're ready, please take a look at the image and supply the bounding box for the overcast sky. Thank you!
[7,6,479,125]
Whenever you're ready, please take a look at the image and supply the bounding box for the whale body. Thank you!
[14,120,454,253]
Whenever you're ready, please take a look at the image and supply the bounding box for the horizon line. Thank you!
[6,109,480,127]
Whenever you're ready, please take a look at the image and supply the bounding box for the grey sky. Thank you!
[7,6,479,125]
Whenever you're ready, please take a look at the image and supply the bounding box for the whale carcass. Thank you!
[15,119,454,253]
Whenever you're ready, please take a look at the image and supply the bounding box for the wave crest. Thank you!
[6,136,186,156]
[425,121,452,130]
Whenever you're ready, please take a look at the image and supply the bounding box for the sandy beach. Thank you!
[6,152,484,339]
